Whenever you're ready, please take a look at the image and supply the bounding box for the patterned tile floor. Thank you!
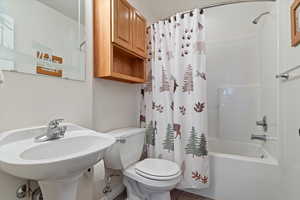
[114,189,213,200]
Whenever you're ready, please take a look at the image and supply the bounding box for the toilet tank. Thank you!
[104,128,145,170]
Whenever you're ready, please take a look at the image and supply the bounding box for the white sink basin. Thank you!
[0,124,115,200]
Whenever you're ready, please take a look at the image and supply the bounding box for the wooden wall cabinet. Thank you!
[113,0,132,50]
[132,10,147,58]
[94,0,147,83]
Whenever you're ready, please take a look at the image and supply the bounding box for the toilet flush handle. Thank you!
[116,138,126,144]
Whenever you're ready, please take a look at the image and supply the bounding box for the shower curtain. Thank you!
[140,9,209,189]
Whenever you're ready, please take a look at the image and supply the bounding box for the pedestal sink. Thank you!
[0,124,115,200]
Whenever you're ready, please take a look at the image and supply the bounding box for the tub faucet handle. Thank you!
[256,116,268,132]
[251,134,267,142]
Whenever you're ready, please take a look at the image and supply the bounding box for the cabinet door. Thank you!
[132,9,147,58]
[113,0,132,50]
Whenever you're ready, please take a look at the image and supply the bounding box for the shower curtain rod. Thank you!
[160,0,276,21]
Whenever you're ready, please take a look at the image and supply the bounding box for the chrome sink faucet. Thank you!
[35,119,67,142]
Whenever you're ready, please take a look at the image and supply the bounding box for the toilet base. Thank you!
[123,176,171,200]
[149,192,171,200]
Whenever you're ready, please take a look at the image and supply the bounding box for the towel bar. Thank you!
[276,65,300,80]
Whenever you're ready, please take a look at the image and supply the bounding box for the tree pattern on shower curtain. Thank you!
[140,8,209,189]
[145,121,155,146]
[185,127,201,157]
[182,65,194,94]
[160,67,170,92]
[163,124,175,152]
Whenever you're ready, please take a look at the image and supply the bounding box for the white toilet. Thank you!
[104,128,182,200]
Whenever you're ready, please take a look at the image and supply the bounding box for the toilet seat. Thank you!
[134,159,181,181]
[135,169,181,181]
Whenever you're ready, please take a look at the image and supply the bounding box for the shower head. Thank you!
[252,12,271,24]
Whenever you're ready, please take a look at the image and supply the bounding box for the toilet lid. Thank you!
[135,159,181,180]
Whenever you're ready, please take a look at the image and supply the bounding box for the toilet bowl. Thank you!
[124,159,182,200]
[104,128,182,200]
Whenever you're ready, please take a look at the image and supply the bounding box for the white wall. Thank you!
[92,79,140,132]
[278,0,300,199]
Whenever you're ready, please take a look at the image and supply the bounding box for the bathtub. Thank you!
[183,139,280,200]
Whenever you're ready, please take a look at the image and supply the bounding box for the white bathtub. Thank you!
[209,139,278,164]
[184,139,280,200]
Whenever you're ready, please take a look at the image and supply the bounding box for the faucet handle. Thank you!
[48,119,64,129]
[251,134,267,142]
[256,116,268,132]
[58,126,68,136]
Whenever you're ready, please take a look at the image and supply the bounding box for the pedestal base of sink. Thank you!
[38,173,83,200]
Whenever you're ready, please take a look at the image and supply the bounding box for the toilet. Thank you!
[104,128,182,200]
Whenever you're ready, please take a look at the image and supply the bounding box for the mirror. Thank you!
[0,0,86,81]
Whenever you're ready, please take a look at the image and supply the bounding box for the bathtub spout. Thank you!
[251,134,267,142]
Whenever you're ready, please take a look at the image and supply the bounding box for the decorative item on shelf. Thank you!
[291,0,300,46]
[36,51,63,77]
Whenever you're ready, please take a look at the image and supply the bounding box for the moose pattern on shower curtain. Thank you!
[140,9,209,189]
